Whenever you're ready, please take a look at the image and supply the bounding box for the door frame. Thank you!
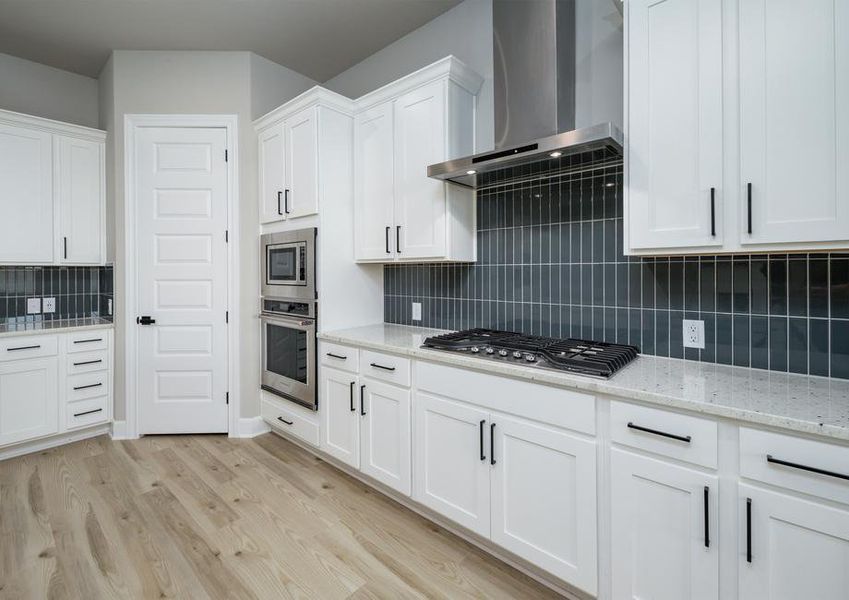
[123,114,240,438]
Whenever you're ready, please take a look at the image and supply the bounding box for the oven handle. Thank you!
[260,313,316,332]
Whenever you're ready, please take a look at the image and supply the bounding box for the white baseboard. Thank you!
[0,424,112,461]
[234,416,271,438]
[110,420,133,440]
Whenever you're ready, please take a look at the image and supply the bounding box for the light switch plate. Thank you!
[412,302,422,321]
[27,297,42,314]
[683,319,705,349]
[43,297,56,313]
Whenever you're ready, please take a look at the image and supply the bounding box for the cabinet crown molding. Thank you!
[0,108,106,142]
[354,55,485,113]
[253,86,355,130]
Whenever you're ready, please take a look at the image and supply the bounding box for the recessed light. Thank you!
[466,170,476,175]
[549,151,562,158]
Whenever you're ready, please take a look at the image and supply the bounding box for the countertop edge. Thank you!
[318,330,849,444]
[0,321,115,339]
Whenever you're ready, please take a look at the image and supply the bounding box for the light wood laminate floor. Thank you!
[0,433,564,599]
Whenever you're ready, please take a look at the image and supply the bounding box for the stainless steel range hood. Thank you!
[428,0,623,188]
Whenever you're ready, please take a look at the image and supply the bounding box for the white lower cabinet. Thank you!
[739,484,849,600]
[320,366,359,467]
[611,448,718,600]
[0,357,59,446]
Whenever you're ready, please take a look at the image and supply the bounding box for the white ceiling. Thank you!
[0,0,463,80]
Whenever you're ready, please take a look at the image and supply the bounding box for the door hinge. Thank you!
[226,392,229,405]
[225,311,229,324]
[225,149,229,162]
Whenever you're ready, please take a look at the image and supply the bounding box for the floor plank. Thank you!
[0,433,565,599]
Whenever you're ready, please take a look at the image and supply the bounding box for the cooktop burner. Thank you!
[421,328,639,379]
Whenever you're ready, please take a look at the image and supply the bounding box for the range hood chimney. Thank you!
[428,0,623,188]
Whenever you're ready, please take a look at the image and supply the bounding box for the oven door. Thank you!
[260,313,316,410]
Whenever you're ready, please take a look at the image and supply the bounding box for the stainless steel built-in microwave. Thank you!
[261,228,316,301]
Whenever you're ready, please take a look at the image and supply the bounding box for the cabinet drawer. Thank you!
[610,401,718,469]
[66,330,108,353]
[66,396,108,429]
[67,350,108,375]
[0,335,58,362]
[360,349,410,387]
[67,371,108,402]
[740,427,849,505]
[262,397,319,447]
[321,342,359,373]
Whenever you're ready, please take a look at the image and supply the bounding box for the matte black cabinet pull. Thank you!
[349,381,356,412]
[710,187,716,237]
[63,236,68,259]
[276,416,293,425]
[73,382,103,391]
[73,359,103,366]
[626,422,692,443]
[277,191,283,215]
[284,189,291,214]
[7,345,40,352]
[747,182,753,234]
[479,420,486,461]
[326,352,347,360]
[370,362,396,372]
[746,497,752,563]
[74,338,103,344]
[766,454,849,481]
[490,423,496,465]
[74,408,103,418]
[360,384,366,416]
[385,226,391,254]
[704,486,710,548]
[396,225,402,254]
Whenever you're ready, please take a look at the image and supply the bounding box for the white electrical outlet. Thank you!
[42,297,56,313]
[26,297,42,314]
[412,302,422,322]
[108,298,113,316]
[683,319,705,349]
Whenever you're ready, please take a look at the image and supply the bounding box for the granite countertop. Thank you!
[0,317,114,338]
[320,323,849,443]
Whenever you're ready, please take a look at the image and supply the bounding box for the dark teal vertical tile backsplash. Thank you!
[384,155,849,379]
[0,265,114,323]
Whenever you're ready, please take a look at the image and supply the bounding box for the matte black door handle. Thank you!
[479,420,486,461]
[746,497,752,563]
[747,182,753,234]
[284,189,290,214]
[136,316,156,325]
[766,454,849,481]
[277,191,282,215]
[349,381,356,412]
[490,422,496,465]
[276,416,293,425]
[369,363,395,372]
[627,422,691,443]
[704,486,710,548]
[396,225,401,254]
[385,226,390,254]
[710,187,716,237]
[359,384,366,416]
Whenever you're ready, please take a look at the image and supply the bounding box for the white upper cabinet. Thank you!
[0,122,54,264]
[354,57,483,263]
[255,90,348,225]
[0,110,105,265]
[739,0,849,246]
[626,0,723,251]
[56,135,104,264]
[626,0,849,254]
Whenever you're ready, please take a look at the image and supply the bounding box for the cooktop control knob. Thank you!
[498,349,508,357]
[471,346,480,353]
[513,351,523,359]
[485,347,495,354]
[525,354,537,362]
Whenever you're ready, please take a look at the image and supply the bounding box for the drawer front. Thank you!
[67,350,108,375]
[416,361,596,435]
[740,427,849,505]
[66,331,108,353]
[360,349,411,387]
[262,397,319,447]
[0,335,59,362]
[610,401,718,469]
[67,371,108,402]
[321,342,359,373]
[66,396,108,429]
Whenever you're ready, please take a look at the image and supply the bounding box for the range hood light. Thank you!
[549,151,563,158]
[466,170,476,175]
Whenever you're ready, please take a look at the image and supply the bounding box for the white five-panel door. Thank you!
[134,126,230,434]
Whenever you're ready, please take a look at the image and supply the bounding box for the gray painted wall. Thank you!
[324,0,495,152]
[0,52,99,127]
[250,53,317,120]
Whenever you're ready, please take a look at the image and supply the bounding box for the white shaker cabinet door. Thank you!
[284,106,318,219]
[0,357,59,447]
[258,124,286,223]
[611,448,719,600]
[0,123,54,263]
[739,0,849,246]
[626,0,724,251]
[56,135,103,264]
[359,378,411,496]
[354,103,395,261]
[320,367,359,468]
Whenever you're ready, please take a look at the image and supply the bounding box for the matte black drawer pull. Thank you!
[704,486,710,548]
[627,422,691,443]
[74,338,103,344]
[710,187,716,237]
[276,416,293,425]
[369,362,396,372]
[490,422,496,466]
[746,497,752,563]
[73,359,103,366]
[766,454,849,481]
[349,381,356,412]
[73,382,103,391]
[479,419,486,461]
[360,384,366,416]
[326,352,347,360]
[74,408,102,418]
[7,345,41,352]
